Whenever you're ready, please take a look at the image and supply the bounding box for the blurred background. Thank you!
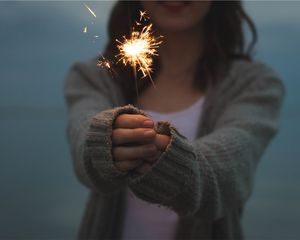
[0,1,299,239]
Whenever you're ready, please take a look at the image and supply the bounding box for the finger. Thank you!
[134,162,153,175]
[112,128,156,145]
[113,144,158,162]
[144,151,162,163]
[114,114,154,129]
[154,134,171,151]
[114,159,143,172]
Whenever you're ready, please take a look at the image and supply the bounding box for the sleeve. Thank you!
[127,64,286,220]
[64,62,145,194]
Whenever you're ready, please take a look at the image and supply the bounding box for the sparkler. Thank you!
[116,12,162,87]
[81,5,162,93]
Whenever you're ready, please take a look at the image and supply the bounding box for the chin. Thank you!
[157,22,197,33]
[141,1,211,34]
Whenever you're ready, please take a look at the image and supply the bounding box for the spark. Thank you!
[139,10,149,21]
[83,26,87,33]
[116,23,162,86]
[97,56,112,69]
[97,56,117,76]
[94,35,99,38]
[83,3,97,18]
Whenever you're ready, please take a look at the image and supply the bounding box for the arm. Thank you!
[64,61,136,194]
[65,61,169,194]
[127,64,285,220]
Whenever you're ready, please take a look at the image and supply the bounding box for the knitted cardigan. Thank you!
[64,59,285,240]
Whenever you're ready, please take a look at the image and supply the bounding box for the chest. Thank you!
[145,95,205,140]
[137,78,204,113]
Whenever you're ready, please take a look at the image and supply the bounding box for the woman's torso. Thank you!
[136,71,205,113]
[122,93,206,240]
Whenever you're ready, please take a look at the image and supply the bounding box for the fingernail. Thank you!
[144,130,155,137]
[143,120,154,128]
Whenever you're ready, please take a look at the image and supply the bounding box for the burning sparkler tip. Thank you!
[116,19,162,84]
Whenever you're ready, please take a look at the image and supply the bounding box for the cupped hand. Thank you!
[134,133,170,175]
[112,114,157,172]
[112,114,170,174]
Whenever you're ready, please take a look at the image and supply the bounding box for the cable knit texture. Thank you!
[64,59,285,240]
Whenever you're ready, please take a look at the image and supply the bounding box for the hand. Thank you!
[112,114,170,175]
[133,133,170,175]
[112,114,158,172]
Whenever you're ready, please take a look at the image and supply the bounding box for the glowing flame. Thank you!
[85,10,163,91]
[116,23,162,84]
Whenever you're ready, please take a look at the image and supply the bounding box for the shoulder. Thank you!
[229,59,284,87]
[65,57,122,94]
[64,57,125,105]
[222,59,286,98]
[206,59,286,115]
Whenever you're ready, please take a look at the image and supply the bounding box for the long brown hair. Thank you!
[103,1,257,103]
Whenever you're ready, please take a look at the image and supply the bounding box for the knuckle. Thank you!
[115,115,123,125]
[112,147,121,160]
[120,161,129,171]
[133,128,143,138]
[119,160,140,172]
[115,161,127,172]
[144,144,157,155]
[114,114,129,127]
[111,130,119,143]
[127,129,135,139]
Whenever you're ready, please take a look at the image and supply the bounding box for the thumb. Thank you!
[154,134,170,151]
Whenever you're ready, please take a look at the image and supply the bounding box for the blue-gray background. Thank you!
[0,1,299,239]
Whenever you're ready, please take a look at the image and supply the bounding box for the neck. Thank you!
[158,27,204,79]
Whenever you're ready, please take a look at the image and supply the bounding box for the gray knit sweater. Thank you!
[64,59,285,240]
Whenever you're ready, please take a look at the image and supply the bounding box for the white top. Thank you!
[146,96,205,140]
[122,96,205,240]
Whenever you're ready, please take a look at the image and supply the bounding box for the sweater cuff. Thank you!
[84,104,147,187]
[128,122,201,215]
